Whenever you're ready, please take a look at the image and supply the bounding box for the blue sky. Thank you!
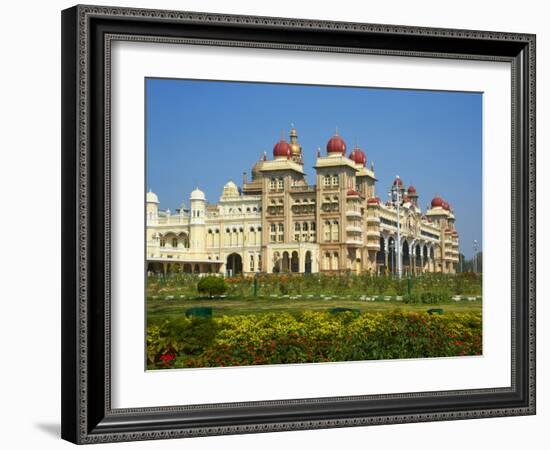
[146,78,482,258]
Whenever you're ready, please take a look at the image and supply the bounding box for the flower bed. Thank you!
[147,310,482,369]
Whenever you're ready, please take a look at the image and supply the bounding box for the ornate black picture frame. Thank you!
[61,4,536,444]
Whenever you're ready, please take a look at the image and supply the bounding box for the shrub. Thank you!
[197,276,227,298]
[146,311,482,369]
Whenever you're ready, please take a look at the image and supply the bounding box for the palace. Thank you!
[146,127,460,276]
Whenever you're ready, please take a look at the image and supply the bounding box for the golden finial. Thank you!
[290,124,297,138]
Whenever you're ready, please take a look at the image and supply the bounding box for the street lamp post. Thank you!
[473,240,478,273]
[389,176,403,279]
[389,241,394,275]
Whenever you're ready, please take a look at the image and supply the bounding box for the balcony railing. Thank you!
[346,210,362,218]
[346,225,363,234]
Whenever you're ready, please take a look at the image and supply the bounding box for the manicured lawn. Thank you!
[147,296,482,323]
[146,274,483,369]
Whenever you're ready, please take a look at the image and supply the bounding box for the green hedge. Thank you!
[148,272,482,301]
[147,310,482,369]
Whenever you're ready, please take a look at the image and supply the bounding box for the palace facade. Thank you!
[146,127,460,276]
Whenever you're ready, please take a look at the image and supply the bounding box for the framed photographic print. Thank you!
[61,4,536,444]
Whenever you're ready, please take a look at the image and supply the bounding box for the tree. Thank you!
[197,276,227,298]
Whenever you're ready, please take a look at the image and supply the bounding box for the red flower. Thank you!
[159,352,175,366]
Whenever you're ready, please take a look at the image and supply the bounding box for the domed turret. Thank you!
[349,146,366,166]
[146,189,159,224]
[273,139,291,158]
[393,177,403,187]
[326,130,346,155]
[190,187,206,228]
[367,197,381,205]
[146,189,159,204]
[190,187,206,201]
[221,180,240,198]
[407,185,416,194]
[431,196,444,208]
[251,156,265,180]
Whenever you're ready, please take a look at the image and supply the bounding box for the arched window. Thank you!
[332,252,339,270]
[332,220,339,241]
[172,238,178,248]
[269,178,276,189]
[270,223,277,243]
[294,223,301,231]
[324,175,331,186]
[277,178,284,190]
[324,252,331,270]
[324,221,331,242]
[160,238,166,248]
[302,222,308,231]
[332,175,339,186]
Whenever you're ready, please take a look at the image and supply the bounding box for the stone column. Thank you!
[299,248,306,273]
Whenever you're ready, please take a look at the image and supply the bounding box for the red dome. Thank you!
[442,201,450,210]
[393,177,403,186]
[431,196,444,208]
[407,185,417,194]
[327,134,346,154]
[273,139,291,158]
[349,146,366,166]
[367,197,381,204]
